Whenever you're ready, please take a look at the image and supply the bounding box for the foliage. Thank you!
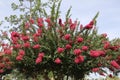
[0,0,120,80]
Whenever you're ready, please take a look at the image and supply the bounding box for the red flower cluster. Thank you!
[0,52,12,74]
[74,55,84,64]
[36,52,44,64]
[110,60,120,69]
[57,47,64,53]
[16,50,25,61]
[90,50,105,58]
[85,20,94,29]
[54,58,61,64]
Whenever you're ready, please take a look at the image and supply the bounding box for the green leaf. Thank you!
[92,12,99,21]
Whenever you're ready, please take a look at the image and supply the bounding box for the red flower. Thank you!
[70,24,75,30]
[23,42,30,48]
[36,57,42,64]
[38,52,44,58]
[85,20,94,29]
[33,44,40,49]
[109,74,113,78]
[14,44,21,49]
[37,18,44,27]
[89,20,94,25]
[21,35,29,41]
[59,18,64,27]
[0,69,4,73]
[57,47,64,53]
[82,46,88,51]
[104,41,110,49]
[18,50,25,56]
[70,21,77,31]
[85,24,93,29]
[65,44,72,50]
[33,33,41,37]
[90,50,101,58]
[0,63,5,68]
[16,55,23,61]
[11,37,19,44]
[29,18,34,24]
[11,31,20,37]
[92,68,99,72]
[37,29,42,34]
[97,50,105,56]
[76,37,83,43]
[74,55,84,64]
[64,34,71,40]
[45,18,51,26]
[73,49,82,55]
[78,55,84,63]
[59,18,62,24]
[54,58,61,64]
[74,57,80,64]
[37,18,43,23]
[38,23,44,27]
[4,48,12,55]
[110,60,120,69]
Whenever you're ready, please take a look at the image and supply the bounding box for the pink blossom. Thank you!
[14,44,21,49]
[64,34,71,40]
[74,55,84,64]
[38,52,44,58]
[36,57,42,64]
[85,20,94,29]
[82,46,88,51]
[29,18,34,24]
[33,44,40,49]
[11,31,20,37]
[57,47,64,53]
[4,48,12,55]
[23,42,30,48]
[0,69,4,73]
[92,68,99,72]
[90,50,101,58]
[65,44,72,50]
[76,37,83,43]
[21,35,29,41]
[74,57,80,64]
[54,58,61,64]
[73,49,82,55]
[18,50,25,56]
[45,18,51,26]
[104,41,110,49]
[111,60,120,69]
[16,55,23,61]
[37,18,44,27]
[70,23,76,31]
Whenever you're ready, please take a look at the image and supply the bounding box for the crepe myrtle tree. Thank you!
[0,0,120,80]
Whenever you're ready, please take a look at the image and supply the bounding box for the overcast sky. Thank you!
[0,0,120,40]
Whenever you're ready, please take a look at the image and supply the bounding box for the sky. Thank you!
[0,0,120,40]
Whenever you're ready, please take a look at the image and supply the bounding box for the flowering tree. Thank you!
[0,0,120,80]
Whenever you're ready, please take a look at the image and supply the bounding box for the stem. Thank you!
[66,75,69,80]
